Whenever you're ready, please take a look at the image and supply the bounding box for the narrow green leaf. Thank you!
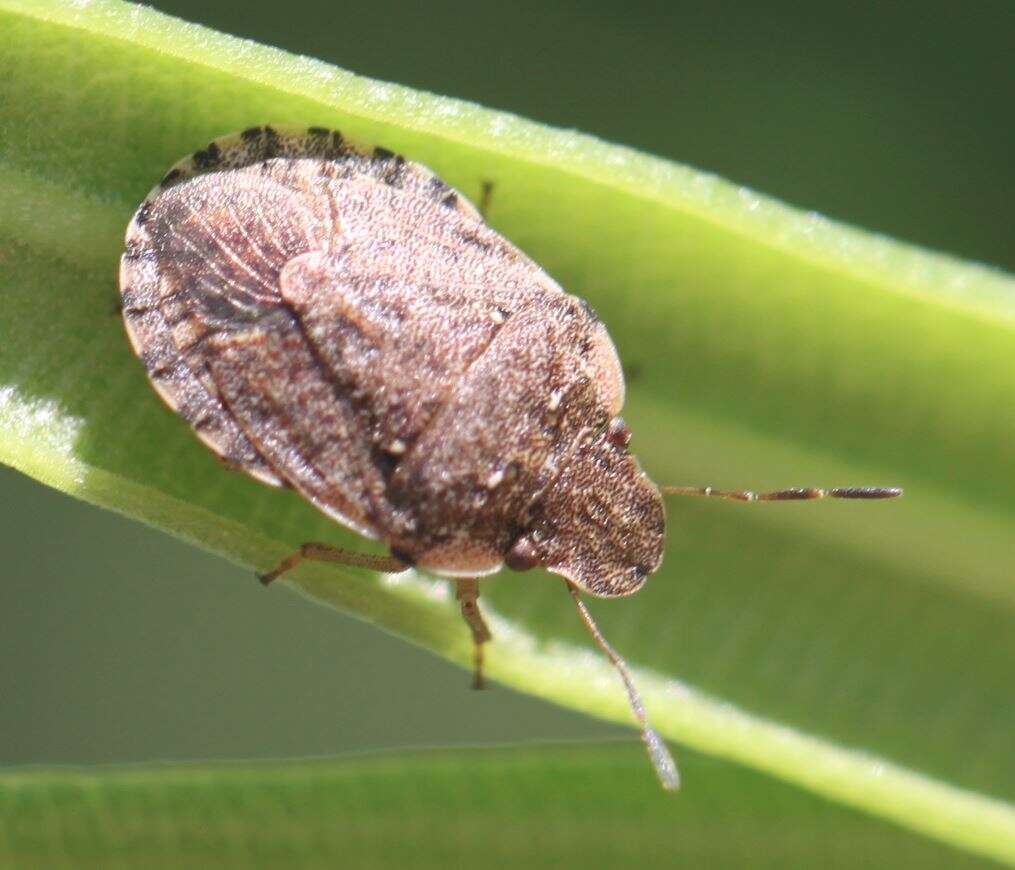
[1,0,1013,863]
[0,747,992,869]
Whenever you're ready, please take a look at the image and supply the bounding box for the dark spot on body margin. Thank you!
[389,546,416,567]
[384,156,407,187]
[241,126,263,142]
[192,412,219,433]
[425,172,459,209]
[455,226,493,252]
[428,175,451,197]
[308,127,347,158]
[263,126,281,157]
[119,288,148,314]
[123,240,156,263]
[160,168,183,188]
[370,147,408,187]
[192,142,221,170]
[139,349,176,380]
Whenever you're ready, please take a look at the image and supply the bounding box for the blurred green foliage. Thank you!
[0,747,990,869]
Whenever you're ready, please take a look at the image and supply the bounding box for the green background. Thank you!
[1,0,1012,843]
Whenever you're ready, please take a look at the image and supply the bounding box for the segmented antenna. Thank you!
[566,581,679,791]
[662,485,902,502]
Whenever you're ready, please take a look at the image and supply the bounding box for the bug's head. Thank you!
[504,419,665,598]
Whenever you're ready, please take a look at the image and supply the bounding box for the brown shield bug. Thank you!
[120,126,901,790]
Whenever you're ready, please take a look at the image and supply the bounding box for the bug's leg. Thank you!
[565,581,679,791]
[455,578,492,690]
[258,543,408,585]
[662,485,902,502]
[478,181,495,221]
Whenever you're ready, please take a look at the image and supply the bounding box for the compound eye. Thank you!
[505,535,541,572]
[607,417,632,450]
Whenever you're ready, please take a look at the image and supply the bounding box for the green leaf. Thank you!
[0,746,993,869]
[1,0,1013,864]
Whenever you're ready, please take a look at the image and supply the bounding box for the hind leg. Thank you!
[258,543,408,584]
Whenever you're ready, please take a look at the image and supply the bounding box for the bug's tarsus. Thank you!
[258,550,301,585]
[566,581,679,791]
[661,485,903,503]
[478,181,495,221]
[455,578,492,690]
[258,542,409,585]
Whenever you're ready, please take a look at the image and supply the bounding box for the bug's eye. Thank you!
[505,536,541,572]
[607,417,632,450]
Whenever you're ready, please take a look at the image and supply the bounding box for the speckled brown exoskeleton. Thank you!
[120,126,901,790]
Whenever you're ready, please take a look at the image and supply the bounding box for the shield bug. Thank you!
[120,126,901,790]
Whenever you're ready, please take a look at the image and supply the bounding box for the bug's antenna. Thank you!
[662,485,903,503]
[565,581,679,791]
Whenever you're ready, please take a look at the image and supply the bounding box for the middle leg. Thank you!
[455,577,492,690]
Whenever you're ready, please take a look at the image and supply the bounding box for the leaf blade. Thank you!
[0,746,997,869]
